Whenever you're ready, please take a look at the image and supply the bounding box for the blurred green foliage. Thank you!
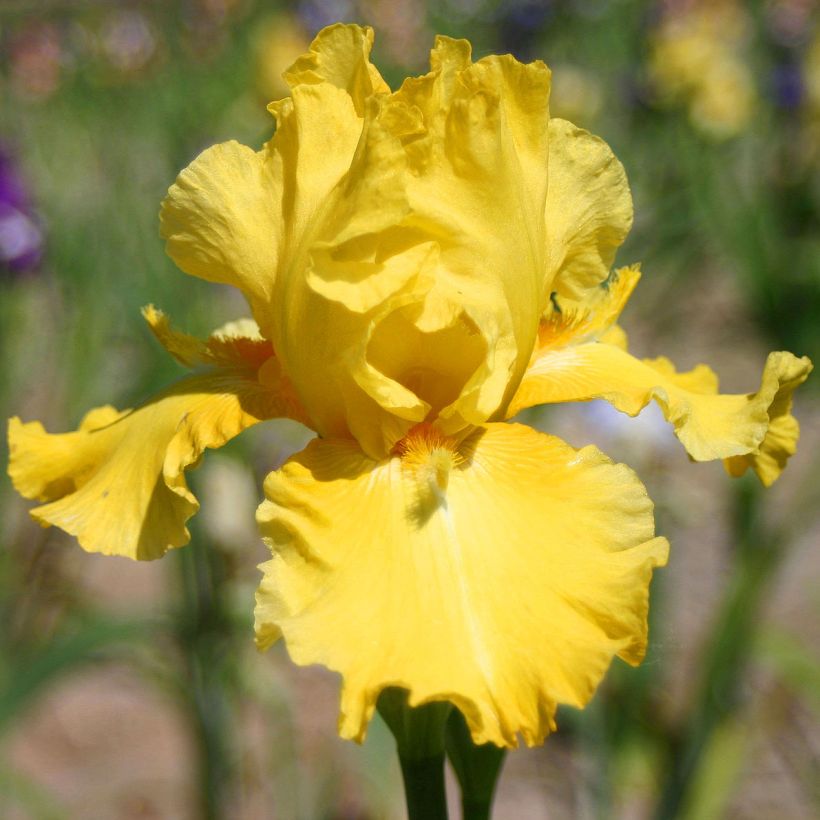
[1,1,818,818]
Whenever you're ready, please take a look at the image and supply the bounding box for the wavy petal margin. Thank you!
[545,119,633,302]
[159,141,282,337]
[723,355,813,486]
[8,312,309,559]
[509,342,812,484]
[255,422,667,747]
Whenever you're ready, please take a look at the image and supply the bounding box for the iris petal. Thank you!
[255,422,667,747]
[8,312,309,559]
[159,141,282,338]
[545,119,633,301]
[509,341,812,483]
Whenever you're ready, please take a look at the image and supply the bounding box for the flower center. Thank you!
[393,423,463,507]
[367,306,486,419]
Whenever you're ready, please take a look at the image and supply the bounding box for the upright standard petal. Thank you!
[388,40,553,432]
[244,24,423,453]
[8,312,309,559]
[545,119,633,302]
[255,423,668,747]
[159,141,282,337]
[509,340,812,483]
[271,32,554,457]
[160,24,388,340]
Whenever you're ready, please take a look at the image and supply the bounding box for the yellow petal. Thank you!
[142,305,273,370]
[160,25,382,341]
[269,27,425,450]
[389,43,553,431]
[283,23,389,111]
[509,343,812,479]
[157,24,411,455]
[723,357,812,486]
[273,33,554,457]
[536,264,641,350]
[8,316,309,559]
[545,118,633,302]
[269,25,385,266]
[143,306,311,426]
[255,422,668,747]
[159,141,282,337]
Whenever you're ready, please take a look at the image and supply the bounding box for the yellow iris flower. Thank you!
[648,0,757,139]
[7,25,812,748]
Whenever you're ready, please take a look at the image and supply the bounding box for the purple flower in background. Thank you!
[771,63,804,110]
[0,147,42,274]
[495,0,553,61]
[297,0,355,32]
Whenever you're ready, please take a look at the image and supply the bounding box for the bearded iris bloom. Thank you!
[7,25,811,749]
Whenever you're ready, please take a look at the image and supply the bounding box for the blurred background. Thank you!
[1,0,818,818]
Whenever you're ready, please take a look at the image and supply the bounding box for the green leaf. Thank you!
[0,617,159,734]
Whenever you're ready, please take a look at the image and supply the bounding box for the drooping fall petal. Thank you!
[509,341,812,483]
[255,422,668,747]
[8,311,309,559]
[723,360,811,486]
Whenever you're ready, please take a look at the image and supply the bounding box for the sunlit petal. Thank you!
[509,342,812,482]
[535,264,641,351]
[8,313,309,559]
[159,141,282,336]
[255,423,667,747]
[545,119,633,301]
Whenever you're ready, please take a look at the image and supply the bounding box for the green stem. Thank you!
[377,688,451,820]
[398,753,449,820]
[176,542,234,820]
[445,708,505,820]
[462,800,492,820]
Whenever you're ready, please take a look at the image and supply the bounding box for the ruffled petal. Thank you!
[255,422,668,747]
[545,119,633,302]
[274,93,428,451]
[266,26,425,451]
[508,342,812,481]
[283,23,390,110]
[8,313,309,559]
[272,33,554,458]
[389,41,553,431]
[159,141,282,336]
[535,264,641,351]
[160,24,386,340]
[723,357,812,486]
[269,25,388,270]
